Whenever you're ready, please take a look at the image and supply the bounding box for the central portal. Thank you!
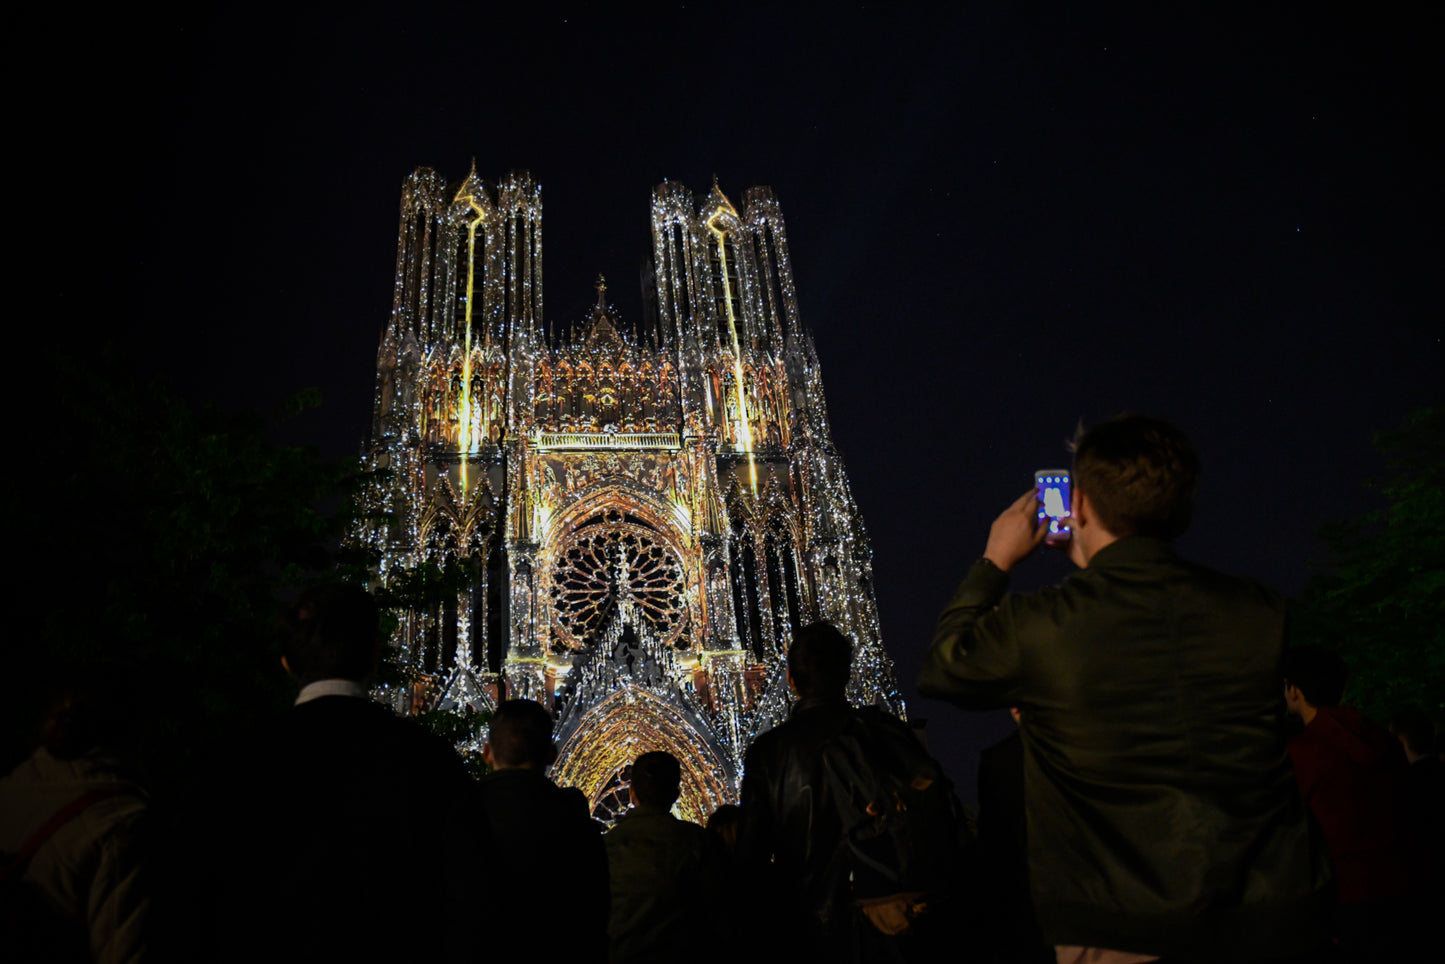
[553,684,734,825]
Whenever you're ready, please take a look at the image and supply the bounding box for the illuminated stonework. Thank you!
[354,166,904,820]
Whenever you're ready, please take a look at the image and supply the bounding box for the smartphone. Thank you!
[1034,469,1072,547]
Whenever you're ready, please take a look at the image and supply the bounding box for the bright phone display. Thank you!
[1034,469,1072,546]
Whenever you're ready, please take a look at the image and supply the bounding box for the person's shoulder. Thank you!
[480,766,553,792]
[0,749,148,838]
[603,810,633,839]
[850,705,914,739]
[993,576,1077,623]
[604,807,658,842]
[483,770,592,822]
[1317,705,1407,766]
[744,719,790,761]
[306,696,445,746]
[282,693,391,739]
[750,702,852,757]
[324,698,471,780]
[1173,554,1285,609]
[675,815,715,853]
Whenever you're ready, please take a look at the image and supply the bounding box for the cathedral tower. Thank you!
[355,167,902,822]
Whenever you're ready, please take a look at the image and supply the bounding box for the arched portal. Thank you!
[552,684,734,825]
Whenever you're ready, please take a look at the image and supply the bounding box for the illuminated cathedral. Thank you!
[354,165,903,822]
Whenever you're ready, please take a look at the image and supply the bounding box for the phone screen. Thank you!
[1035,469,1072,545]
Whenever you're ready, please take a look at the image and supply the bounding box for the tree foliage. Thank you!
[358,552,493,774]
[11,345,499,786]
[1293,407,1444,727]
[13,347,362,784]
[414,706,492,781]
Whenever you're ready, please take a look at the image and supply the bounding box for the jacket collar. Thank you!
[789,696,850,719]
[1085,535,1178,570]
[625,802,675,819]
[294,678,368,706]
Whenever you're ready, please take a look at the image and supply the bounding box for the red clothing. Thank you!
[1287,705,1417,904]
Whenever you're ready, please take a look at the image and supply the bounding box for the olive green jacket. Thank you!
[919,536,1327,962]
[604,805,725,963]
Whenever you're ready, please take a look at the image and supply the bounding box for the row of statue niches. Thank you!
[401,372,792,448]
[534,394,680,434]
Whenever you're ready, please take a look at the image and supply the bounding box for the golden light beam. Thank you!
[706,211,757,495]
[459,195,488,494]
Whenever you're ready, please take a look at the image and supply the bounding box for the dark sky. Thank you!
[43,3,1440,799]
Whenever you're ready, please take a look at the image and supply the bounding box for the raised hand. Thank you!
[983,489,1049,572]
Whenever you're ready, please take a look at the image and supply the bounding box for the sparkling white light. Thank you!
[352,168,905,821]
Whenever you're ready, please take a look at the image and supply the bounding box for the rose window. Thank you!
[550,515,687,649]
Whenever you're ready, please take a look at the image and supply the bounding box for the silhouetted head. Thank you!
[788,622,853,700]
[487,699,557,770]
[1390,707,1438,761]
[1071,415,1200,541]
[629,751,681,810]
[1281,645,1348,709]
[39,667,132,760]
[707,803,742,853]
[282,583,380,685]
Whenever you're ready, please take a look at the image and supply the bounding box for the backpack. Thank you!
[1,788,126,963]
[816,708,970,936]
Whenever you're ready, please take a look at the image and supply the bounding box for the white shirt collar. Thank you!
[294,678,369,706]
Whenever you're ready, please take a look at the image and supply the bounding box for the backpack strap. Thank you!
[0,788,127,886]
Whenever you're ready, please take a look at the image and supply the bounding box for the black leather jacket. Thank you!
[919,537,1327,962]
[477,768,609,959]
[741,698,943,928]
[740,697,853,922]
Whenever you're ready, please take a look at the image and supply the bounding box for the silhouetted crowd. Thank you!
[4,416,1441,963]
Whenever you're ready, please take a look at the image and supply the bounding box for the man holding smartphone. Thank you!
[919,415,1326,964]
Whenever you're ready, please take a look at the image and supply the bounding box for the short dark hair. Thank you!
[1281,645,1348,707]
[488,700,556,768]
[706,803,741,836]
[1390,707,1438,757]
[707,803,742,853]
[788,622,853,698]
[1072,415,1200,540]
[40,667,134,760]
[630,751,682,809]
[282,584,380,685]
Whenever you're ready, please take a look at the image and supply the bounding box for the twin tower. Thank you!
[354,165,903,821]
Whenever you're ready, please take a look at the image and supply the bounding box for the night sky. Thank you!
[42,4,1439,800]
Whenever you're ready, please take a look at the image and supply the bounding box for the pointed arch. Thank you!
[552,684,734,824]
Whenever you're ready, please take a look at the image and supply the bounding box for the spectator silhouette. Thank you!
[920,415,1328,963]
[705,803,746,933]
[705,803,741,858]
[604,751,723,963]
[742,621,966,962]
[0,670,150,964]
[477,698,608,960]
[198,583,489,963]
[975,708,1051,964]
[1390,707,1444,897]
[1284,645,1424,960]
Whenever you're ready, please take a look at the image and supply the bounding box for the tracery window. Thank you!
[592,765,634,825]
[550,510,688,650]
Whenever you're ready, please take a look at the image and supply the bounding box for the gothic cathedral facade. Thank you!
[354,166,903,821]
